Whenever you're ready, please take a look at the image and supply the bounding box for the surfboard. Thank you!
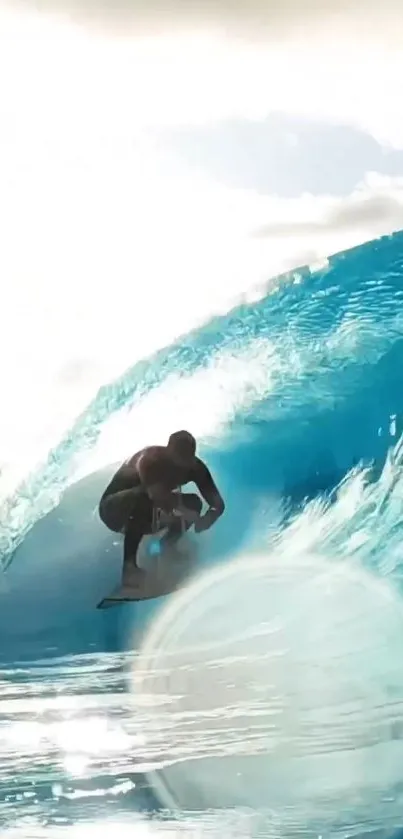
[96,537,197,609]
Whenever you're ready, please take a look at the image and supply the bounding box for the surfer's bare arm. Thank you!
[192,459,225,531]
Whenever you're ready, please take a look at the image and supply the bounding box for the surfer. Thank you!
[99,430,225,580]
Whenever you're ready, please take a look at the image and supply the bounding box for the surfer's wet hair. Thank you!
[168,430,196,458]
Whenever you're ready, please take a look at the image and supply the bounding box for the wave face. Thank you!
[1,232,403,837]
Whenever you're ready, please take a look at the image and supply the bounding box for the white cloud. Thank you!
[255,173,403,245]
[10,0,403,45]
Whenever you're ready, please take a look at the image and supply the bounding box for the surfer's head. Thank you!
[168,430,196,468]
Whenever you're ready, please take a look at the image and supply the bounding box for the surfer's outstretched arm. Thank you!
[192,459,225,532]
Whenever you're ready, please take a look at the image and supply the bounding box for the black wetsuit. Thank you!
[99,446,220,572]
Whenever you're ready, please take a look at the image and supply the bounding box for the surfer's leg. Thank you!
[122,524,144,577]
[99,489,142,534]
[160,493,203,548]
[122,495,154,580]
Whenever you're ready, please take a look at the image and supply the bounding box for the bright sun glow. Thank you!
[1,4,403,498]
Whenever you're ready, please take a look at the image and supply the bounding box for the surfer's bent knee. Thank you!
[99,490,137,534]
[99,496,120,533]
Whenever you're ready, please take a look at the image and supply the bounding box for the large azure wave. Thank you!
[2,230,403,566]
[1,231,403,837]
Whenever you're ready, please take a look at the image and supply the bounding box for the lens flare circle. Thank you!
[131,552,403,829]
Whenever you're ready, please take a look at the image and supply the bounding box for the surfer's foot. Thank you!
[122,565,145,585]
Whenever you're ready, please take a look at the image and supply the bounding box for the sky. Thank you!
[1,0,403,492]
